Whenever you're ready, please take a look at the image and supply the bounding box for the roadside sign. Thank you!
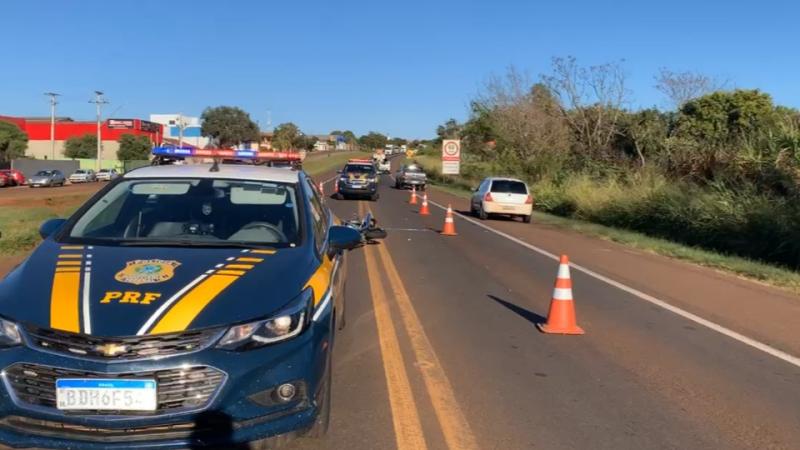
[441,139,461,174]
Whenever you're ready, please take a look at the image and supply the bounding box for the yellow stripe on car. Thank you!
[58,254,83,259]
[148,274,240,334]
[224,264,254,270]
[304,255,334,306]
[50,271,81,332]
[216,269,246,276]
[236,257,264,263]
[250,249,277,255]
[56,261,82,266]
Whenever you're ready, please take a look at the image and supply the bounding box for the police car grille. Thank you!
[4,363,225,415]
[24,326,222,360]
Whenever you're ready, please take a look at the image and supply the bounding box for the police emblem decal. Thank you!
[115,260,181,285]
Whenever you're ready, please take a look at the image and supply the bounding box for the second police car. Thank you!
[336,159,380,201]
[0,148,384,449]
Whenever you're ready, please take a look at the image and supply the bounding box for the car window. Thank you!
[405,165,423,173]
[490,180,527,194]
[35,171,52,176]
[344,164,375,176]
[67,178,301,247]
[303,179,329,251]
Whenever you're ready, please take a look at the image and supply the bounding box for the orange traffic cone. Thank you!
[318,181,324,196]
[334,181,339,194]
[537,255,584,335]
[419,193,430,215]
[440,204,457,236]
[409,186,418,205]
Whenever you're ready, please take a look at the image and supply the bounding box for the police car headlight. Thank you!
[0,319,21,347]
[217,289,312,350]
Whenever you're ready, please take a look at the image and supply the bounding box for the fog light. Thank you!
[276,383,296,402]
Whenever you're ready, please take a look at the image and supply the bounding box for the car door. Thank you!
[472,179,488,208]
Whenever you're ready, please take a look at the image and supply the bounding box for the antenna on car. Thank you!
[210,158,221,172]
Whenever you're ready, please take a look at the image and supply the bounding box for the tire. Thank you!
[395,181,401,189]
[478,205,488,220]
[305,356,332,439]
[522,214,532,224]
[419,185,426,191]
[370,193,379,202]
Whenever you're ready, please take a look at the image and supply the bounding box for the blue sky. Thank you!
[1,0,798,138]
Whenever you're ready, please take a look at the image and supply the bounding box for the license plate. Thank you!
[501,206,516,211]
[56,379,157,411]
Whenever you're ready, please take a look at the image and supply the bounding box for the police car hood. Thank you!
[0,240,319,337]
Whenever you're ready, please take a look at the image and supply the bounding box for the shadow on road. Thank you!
[189,411,249,450]
[488,294,547,325]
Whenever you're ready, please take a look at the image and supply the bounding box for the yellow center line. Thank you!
[360,201,428,450]
[368,205,480,450]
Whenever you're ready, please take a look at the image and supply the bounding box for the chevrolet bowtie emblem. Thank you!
[95,343,128,357]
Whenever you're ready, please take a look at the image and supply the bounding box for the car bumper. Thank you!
[483,202,532,216]
[0,316,332,449]
[338,183,377,196]
[28,181,51,187]
[400,179,426,186]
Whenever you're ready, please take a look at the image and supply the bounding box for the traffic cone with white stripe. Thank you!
[409,186,418,205]
[440,204,458,236]
[318,181,324,196]
[537,255,584,335]
[419,193,430,215]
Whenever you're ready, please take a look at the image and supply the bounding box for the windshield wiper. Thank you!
[118,239,276,250]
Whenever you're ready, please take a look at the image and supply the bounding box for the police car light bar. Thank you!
[347,159,374,164]
[152,147,302,161]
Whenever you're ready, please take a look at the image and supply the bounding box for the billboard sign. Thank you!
[107,119,135,129]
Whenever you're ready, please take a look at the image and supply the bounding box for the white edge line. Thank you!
[426,198,800,369]
[82,270,92,334]
[136,274,208,335]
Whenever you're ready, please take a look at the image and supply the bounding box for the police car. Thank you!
[336,159,379,201]
[0,149,380,449]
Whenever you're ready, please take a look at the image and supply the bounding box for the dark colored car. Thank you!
[394,164,427,191]
[0,162,380,449]
[0,169,26,186]
[336,160,379,201]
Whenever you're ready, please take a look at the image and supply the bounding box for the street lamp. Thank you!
[44,92,60,160]
[89,91,108,171]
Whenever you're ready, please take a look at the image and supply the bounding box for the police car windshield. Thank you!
[344,164,375,175]
[66,178,301,248]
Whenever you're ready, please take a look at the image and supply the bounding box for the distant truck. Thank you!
[373,149,390,173]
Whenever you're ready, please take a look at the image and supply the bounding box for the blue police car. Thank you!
[0,155,379,449]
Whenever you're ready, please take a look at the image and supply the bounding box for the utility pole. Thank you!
[89,91,109,171]
[44,92,60,160]
[177,113,185,149]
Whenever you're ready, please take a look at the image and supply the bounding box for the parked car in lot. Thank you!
[28,170,66,187]
[0,169,26,186]
[394,163,427,190]
[96,168,120,181]
[68,169,97,183]
[470,177,533,223]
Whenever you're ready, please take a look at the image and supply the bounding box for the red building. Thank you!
[0,115,163,160]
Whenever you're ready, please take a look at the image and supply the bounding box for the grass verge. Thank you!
[303,151,371,177]
[411,157,800,294]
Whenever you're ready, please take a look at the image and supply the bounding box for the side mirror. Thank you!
[39,218,67,239]
[328,225,362,251]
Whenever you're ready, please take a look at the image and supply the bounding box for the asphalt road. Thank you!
[286,161,800,449]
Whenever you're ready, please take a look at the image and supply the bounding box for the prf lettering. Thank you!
[100,291,161,305]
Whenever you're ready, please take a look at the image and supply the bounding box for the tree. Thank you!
[542,56,629,161]
[64,134,97,159]
[389,137,408,146]
[615,109,670,167]
[0,121,28,162]
[655,68,725,108]
[272,122,301,150]
[436,119,462,141]
[117,134,152,161]
[200,106,260,148]
[358,132,388,150]
[294,134,318,151]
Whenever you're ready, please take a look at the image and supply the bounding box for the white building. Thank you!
[150,114,210,149]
